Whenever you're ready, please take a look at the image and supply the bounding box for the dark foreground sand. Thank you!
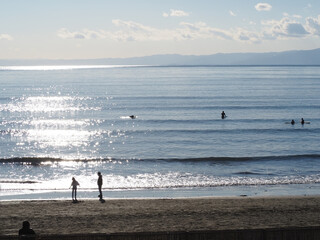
[0,196,320,236]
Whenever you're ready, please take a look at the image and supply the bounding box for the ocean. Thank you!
[0,65,319,200]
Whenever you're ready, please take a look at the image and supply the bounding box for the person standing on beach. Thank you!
[97,172,103,201]
[70,177,80,202]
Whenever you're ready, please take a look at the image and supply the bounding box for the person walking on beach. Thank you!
[70,177,80,202]
[97,172,103,201]
[19,221,36,240]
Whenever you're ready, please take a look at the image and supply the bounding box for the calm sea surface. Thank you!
[0,65,320,200]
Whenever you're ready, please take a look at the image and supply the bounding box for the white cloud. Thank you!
[57,28,108,40]
[255,3,272,12]
[57,14,320,45]
[262,17,309,39]
[163,9,190,17]
[229,10,236,17]
[179,21,233,41]
[57,20,260,44]
[58,19,261,45]
[57,20,235,42]
[235,28,261,43]
[110,20,226,42]
[293,15,302,19]
[171,9,189,17]
[306,15,320,36]
[111,19,177,41]
[283,13,302,19]
[0,34,13,40]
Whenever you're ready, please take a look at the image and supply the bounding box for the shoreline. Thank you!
[1,193,320,201]
[1,182,320,201]
[1,195,320,236]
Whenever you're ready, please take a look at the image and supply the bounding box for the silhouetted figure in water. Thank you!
[129,115,136,119]
[70,177,80,202]
[221,111,226,119]
[301,118,305,125]
[97,172,103,201]
[291,119,295,125]
[19,221,36,240]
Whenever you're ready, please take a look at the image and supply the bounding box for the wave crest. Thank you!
[1,154,320,164]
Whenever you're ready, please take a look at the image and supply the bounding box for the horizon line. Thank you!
[1,64,320,71]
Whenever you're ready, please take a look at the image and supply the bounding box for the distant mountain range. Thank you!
[1,48,320,66]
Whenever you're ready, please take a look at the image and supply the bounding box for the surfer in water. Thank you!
[221,111,226,119]
[291,119,295,125]
[129,115,136,119]
[300,118,305,124]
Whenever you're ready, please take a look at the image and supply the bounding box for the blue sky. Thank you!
[1,0,320,59]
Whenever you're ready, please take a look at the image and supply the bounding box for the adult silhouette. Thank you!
[19,221,36,240]
[97,172,103,201]
[70,177,80,202]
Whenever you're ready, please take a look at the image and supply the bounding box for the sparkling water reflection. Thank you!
[0,66,320,199]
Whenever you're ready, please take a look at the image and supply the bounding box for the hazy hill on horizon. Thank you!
[1,48,320,66]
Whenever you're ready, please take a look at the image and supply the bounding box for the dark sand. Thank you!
[1,196,320,235]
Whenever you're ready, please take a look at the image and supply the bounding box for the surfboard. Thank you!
[121,115,137,119]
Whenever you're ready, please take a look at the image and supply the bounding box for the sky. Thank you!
[1,0,320,59]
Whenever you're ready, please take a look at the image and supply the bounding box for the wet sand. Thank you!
[0,196,320,236]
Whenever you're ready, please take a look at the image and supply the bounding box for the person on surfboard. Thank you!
[221,111,226,119]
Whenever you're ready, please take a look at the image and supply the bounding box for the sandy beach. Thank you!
[0,196,320,236]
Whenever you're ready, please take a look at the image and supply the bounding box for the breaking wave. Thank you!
[1,154,320,164]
